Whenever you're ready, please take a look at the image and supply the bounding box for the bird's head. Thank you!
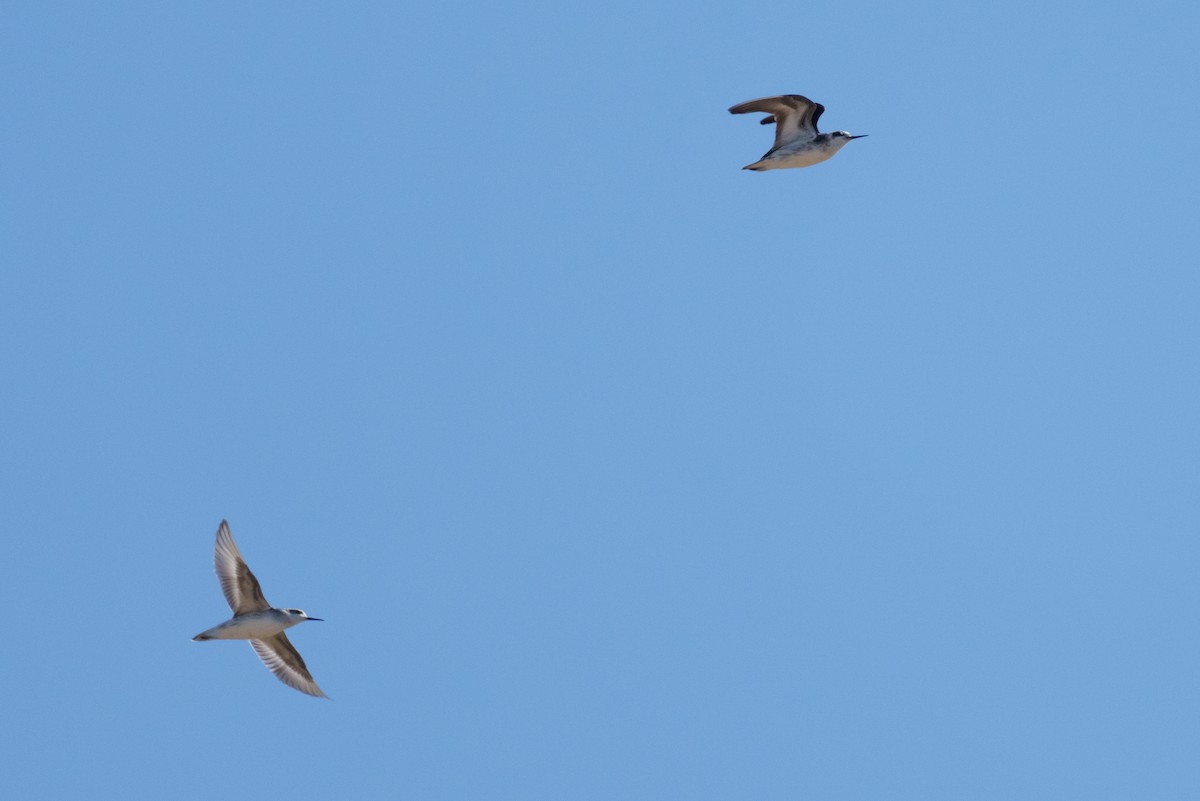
[283,608,323,623]
[830,131,868,147]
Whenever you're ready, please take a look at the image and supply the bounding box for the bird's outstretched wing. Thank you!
[214,520,271,615]
[729,95,825,147]
[250,634,328,698]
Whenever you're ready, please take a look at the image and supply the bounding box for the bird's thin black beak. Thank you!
[850,134,868,140]
[308,617,324,621]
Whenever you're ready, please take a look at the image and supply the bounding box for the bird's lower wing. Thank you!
[250,634,327,698]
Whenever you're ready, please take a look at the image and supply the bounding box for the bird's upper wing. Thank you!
[214,520,271,615]
[250,634,327,698]
[728,95,825,147]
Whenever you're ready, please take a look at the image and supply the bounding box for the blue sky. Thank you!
[3,1,1199,798]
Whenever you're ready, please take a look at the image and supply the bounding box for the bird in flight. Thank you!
[193,521,328,698]
[729,94,866,171]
